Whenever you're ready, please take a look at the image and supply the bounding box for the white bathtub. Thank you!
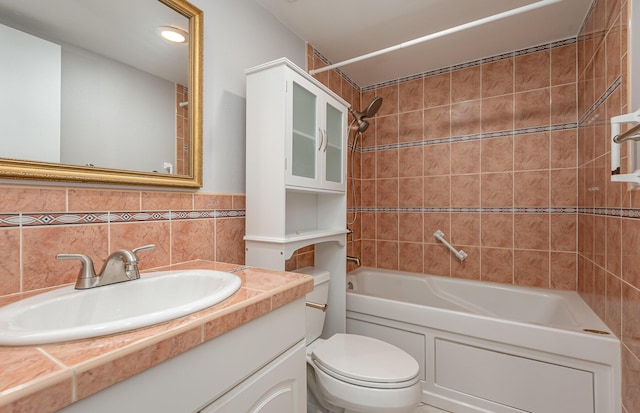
[345,267,621,413]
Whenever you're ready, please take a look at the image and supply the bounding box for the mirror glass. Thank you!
[0,0,202,188]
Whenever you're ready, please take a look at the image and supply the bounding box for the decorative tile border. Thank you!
[358,123,578,153]
[312,49,360,92]
[578,75,621,126]
[313,38,577,93]
[348,206,640,219]
[350,207,578,214]
[579,207,640,218]
[360,37,577,92]
[0,210,245,228]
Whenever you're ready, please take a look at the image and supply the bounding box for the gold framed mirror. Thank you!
[0,0,202,188]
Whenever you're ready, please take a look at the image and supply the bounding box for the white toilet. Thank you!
[299,267,422,413]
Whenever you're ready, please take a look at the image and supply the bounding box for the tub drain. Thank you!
[583,328,610,335]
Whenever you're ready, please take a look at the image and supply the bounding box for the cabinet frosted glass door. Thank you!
[324,101,344,187]
[285,69,346,191]
[291,81,317,181]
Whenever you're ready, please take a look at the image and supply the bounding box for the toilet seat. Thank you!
[311,334,420,389]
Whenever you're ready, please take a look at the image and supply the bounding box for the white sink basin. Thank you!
[0,269,242,345]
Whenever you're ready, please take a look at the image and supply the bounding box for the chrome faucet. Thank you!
[57,244,155,289]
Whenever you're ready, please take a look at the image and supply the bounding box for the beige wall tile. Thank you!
[481,247,513,284]
[171,219,215,263]
[481,213,514,249]
[0,228,20,296]
[481,94,514,133]
[451,100,481,137]
[399,79,424,113]
[399,242,423,273]
[515,50,550,92]
[482,58,514,97]
[110,222,171,270]
[68,189,140,212]
[481,172,513,208]
[215,218,245,265]
[514,88,551,129]
[481,136,513,173]
[451,141,480,174]
[451,66,481,103]
[423,106,451,140]
[423,73,451,108]
[141,191,192,211]
[0,186,66,213]
[514,250,550,288]
[22,224,109,291]
[551,44,577,86]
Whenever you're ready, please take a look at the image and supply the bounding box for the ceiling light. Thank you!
[158,26,188,43]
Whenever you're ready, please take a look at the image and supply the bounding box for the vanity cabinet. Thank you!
[59,299,306,413]
[244,58,348,338]
[199,341,304,412]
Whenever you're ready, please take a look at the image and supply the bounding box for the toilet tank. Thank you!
[296,267,330,344]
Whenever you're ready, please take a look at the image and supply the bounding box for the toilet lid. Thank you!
[311,334,419,387]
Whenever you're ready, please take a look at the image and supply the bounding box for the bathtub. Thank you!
[345,267,621,413]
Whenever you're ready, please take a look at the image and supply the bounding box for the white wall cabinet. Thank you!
[286,70,346,191]
[244,58,348,338]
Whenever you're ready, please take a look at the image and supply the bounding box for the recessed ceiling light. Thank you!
[158,26,188,43]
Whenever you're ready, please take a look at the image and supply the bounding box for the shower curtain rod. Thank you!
[309,0,563,76]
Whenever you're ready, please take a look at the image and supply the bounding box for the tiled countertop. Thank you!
[0,260,313,413]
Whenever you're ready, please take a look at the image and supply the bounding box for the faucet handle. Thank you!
[132,244,155,259]
[56,253,97,288]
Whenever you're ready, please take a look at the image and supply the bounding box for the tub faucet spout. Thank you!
[347,256,361,266]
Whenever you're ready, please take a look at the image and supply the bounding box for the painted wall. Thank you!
[197,0,306,193]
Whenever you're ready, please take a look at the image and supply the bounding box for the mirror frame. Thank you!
[0,0,203,188]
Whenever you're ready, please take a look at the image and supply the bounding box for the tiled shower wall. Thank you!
[309,0,639,409]
[310,39,579,287]
[577,0,640,410]
[0,186,245,303]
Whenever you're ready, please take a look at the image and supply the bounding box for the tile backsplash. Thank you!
[0,185,245,301]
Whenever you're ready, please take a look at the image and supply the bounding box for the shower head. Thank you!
[349,110,370,132]
[348,96,383,133]
[364,96,383,118]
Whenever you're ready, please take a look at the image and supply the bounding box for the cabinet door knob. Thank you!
[318,128,324,151]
